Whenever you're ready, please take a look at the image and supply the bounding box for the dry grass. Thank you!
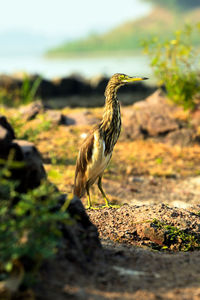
[3,104,200,201]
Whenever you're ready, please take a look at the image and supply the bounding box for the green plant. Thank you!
[9,114,52,142]
[8,115,25,138]
[143,23,200,109]
[21,75,41,105]
[0,88,16,107]
[0,75,41,107]
[23,122,52,143]
[152,218,200,251]
[155,157,163,164]
[0,160,70,283]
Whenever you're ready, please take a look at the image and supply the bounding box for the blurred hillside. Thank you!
[46,6,200,57]
[144,0,200,11]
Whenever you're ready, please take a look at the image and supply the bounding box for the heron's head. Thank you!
[105,73,148,97]
[113,73,148,86]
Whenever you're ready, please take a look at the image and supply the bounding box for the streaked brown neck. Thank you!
[100,80,122,155]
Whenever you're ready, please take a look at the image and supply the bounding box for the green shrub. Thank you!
[20,120,52,142]
[143,23,200,109]
[152,219,200,251]
[8,114,53,143]
[0,89,16,107]
[0,75,41,107]
[0,161,70,280]
[20,75,41,105]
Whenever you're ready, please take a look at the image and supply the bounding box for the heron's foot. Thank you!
[101,203,121,209]
[102,198,121,208]
[86,205,100,210]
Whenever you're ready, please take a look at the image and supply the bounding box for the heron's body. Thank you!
[85,131,112,189]
[74,73,148,207]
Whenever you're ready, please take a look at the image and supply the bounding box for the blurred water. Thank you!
[0,54,152,79]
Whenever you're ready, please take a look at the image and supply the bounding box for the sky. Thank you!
[0,0,152,39]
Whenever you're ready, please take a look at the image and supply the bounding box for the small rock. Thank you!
[136,223,165,246]
[165,128,196,146]
[66,112,99,126]
[123,112,144,140]
[149,178,158,186]
[45,110,69,125]
[123,89,180,139]
[20,100,44,120]
[146,114,178,136]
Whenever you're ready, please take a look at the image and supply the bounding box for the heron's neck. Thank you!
[102,87,120,129]
[100,84,121,154]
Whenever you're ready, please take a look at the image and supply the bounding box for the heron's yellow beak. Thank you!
[123,76,148,83]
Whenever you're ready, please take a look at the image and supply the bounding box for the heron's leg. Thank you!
[86,184,92,208]
[98,176,110,207]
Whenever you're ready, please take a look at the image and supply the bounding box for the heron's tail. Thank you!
[73,172,85,198]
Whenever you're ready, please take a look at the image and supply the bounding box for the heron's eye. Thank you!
[119,75,125,80]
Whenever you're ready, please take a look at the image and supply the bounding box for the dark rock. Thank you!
[0,74,22,91]
[0,126,9,144]
[12,140,46,191]
[0,115,15,139]
[65,116,76,125]
[165,128,196,147]
[36,78,57,98]
[48,194,101,262]
[0,126,12,155]
[90,75,108,94]
[63,195,101,262]
[9,73,58,99]
[0,115,102,283]
[0,115,15,156]
[67,196,94,227]
[0,116,46,193]
[0,73,157,109]
[54,75,91,96]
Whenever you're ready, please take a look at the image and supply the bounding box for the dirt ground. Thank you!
[34,177,200,300]
[35,238,200,300]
